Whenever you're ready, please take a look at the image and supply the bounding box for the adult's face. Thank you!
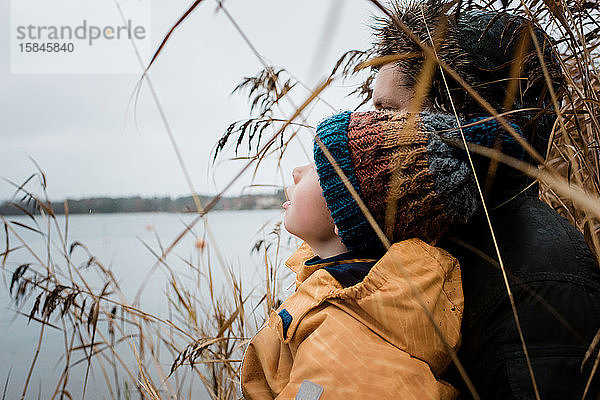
[372,63,427,112]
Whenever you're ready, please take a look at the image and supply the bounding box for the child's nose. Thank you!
[292,164,312,184]
[292,167,302,184]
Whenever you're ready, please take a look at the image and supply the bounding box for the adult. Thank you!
[371,2,600,399]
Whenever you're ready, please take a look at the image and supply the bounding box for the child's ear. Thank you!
[334,225,340,236]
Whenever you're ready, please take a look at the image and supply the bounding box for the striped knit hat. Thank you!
[314,110,525,254]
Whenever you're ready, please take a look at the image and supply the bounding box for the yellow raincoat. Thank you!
[241,239,463,399]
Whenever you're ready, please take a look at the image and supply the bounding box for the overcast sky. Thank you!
[1,0,379,201]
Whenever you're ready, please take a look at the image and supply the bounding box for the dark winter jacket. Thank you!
[440,186,600,399]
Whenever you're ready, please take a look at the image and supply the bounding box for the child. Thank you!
[240,110,493,399]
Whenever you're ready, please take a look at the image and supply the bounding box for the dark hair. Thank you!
[372,0,565,162]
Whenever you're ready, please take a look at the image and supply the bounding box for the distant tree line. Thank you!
[0,191,286,216]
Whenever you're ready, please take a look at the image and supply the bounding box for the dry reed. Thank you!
[2,0,600,399]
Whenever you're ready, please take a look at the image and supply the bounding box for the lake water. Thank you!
[0,210,299,400]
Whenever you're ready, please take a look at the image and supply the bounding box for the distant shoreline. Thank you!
[0,191,286,216]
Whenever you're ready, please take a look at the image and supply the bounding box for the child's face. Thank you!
[283,163,337,244]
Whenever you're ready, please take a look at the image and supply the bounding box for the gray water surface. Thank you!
[0,210,297,399]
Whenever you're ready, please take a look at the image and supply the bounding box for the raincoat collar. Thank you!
[285,242,377,285]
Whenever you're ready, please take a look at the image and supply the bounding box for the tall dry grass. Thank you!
[2,0,600,399]
[1,173,291,399]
